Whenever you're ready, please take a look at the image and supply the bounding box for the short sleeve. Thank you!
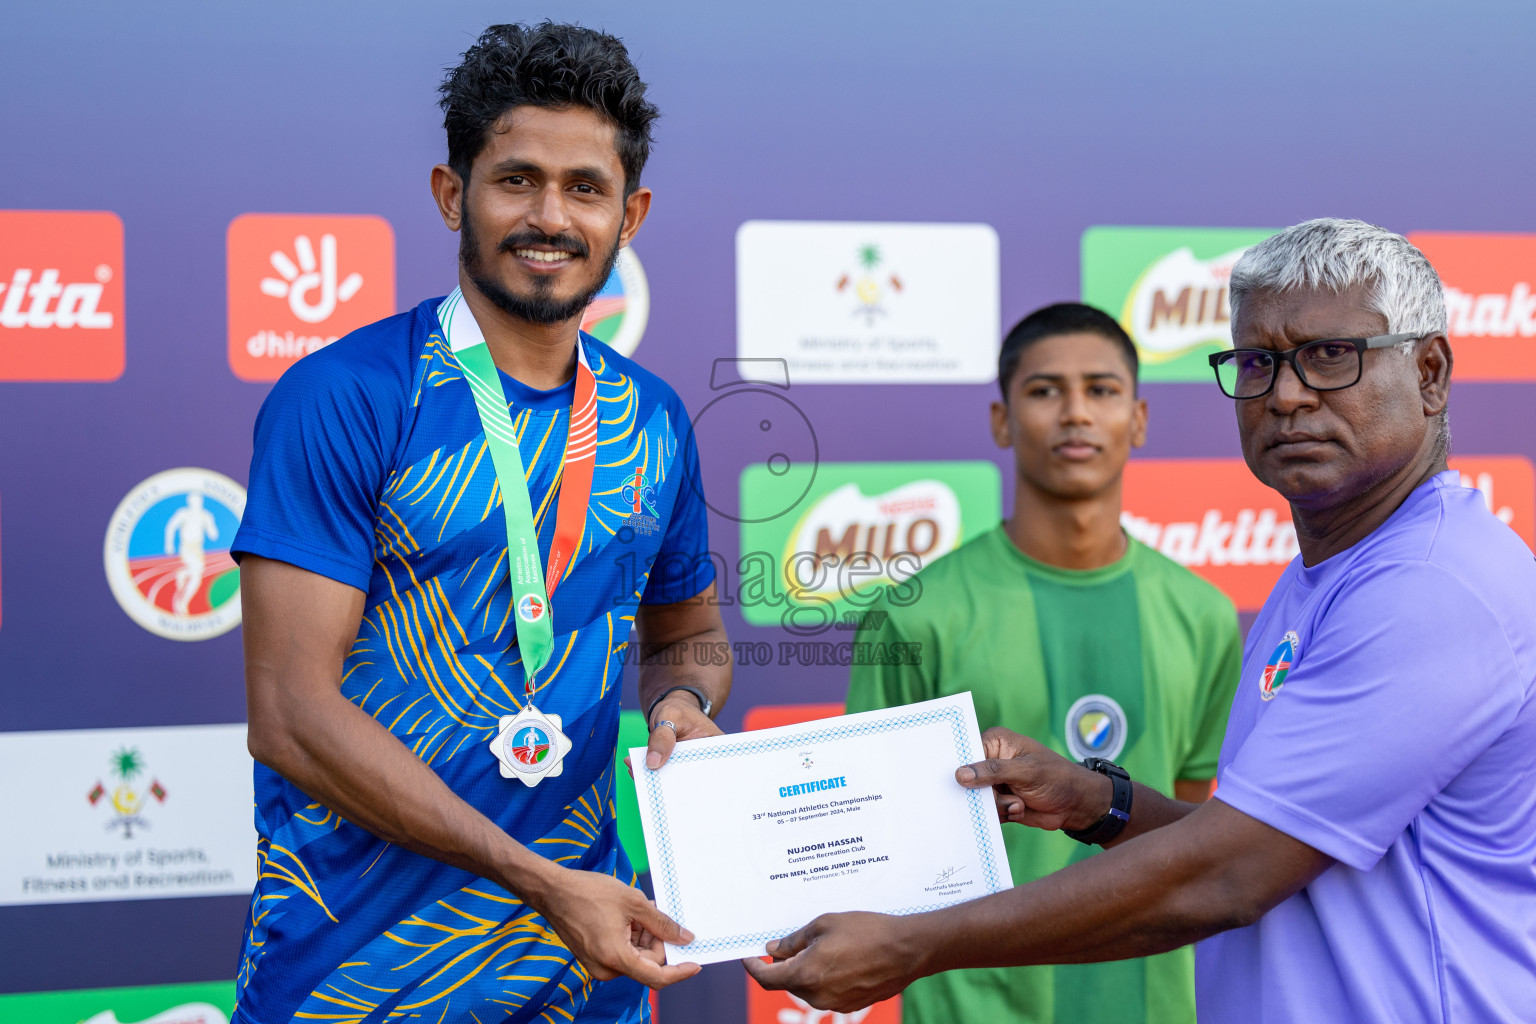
[1216,562,1523,871]
[845,591,936,713]
[1180,598,1243,779]
[232,345,406,592]
[640,407,715,605]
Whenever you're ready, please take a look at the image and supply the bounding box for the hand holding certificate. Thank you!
[629,693,1008,965]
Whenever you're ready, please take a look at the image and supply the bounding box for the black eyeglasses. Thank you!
[1208,333,1423,399]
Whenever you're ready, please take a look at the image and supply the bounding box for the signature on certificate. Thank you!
[933,865,967,886]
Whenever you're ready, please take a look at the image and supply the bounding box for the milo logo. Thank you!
[1082,226,1278,382]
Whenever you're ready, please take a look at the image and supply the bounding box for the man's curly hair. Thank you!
[439,22,659,194]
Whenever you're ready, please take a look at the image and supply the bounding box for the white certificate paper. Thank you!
[629,693,1008,965]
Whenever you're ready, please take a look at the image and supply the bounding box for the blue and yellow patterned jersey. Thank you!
[230,295,714,1024]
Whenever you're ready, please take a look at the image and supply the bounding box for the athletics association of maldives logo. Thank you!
[1064,694,1128,761]
[104,469,246,641]
[516,593,546,623]
[1261,630,1300,701]
[87,746,167,839]
[580,246,649,357]
[510,725,551,766]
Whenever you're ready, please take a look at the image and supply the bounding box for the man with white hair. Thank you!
[746,219,1536,1022]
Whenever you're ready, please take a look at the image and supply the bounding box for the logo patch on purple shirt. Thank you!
[1260,630,1299,701]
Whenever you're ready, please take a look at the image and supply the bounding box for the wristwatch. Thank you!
[1062,757,1134,846]
[646,685,712,727]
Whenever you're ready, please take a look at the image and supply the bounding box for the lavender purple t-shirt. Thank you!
[1196,471,1536,1023]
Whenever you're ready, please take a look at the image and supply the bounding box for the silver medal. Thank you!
[488,704,574,788]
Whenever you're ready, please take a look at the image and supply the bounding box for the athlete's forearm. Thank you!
[636,625,731,716]
[905,801,1266,974]
[241,556,565,911]
[1102,781,1202,848]
[247,680,563,905]
[634,583,732,720]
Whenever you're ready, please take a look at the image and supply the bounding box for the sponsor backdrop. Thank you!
[3,3,1536,1023]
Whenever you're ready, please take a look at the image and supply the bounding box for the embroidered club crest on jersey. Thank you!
[623,467,661,536]
[1260,630,1299,701]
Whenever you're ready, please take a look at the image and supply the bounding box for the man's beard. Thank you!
[460,209,622,326]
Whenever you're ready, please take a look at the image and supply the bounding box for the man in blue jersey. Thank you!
[232,23,726,1024]
[747,220,1536,1021]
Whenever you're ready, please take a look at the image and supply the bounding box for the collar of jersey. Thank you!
[1294,468,1461,588]
[990,523,1139,585]
[435,287,581,413]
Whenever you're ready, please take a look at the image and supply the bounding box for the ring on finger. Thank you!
[652,719,677,734]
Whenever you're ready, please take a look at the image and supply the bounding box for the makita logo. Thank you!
[0,209,125,380]
[1121,508,1300,567]
[0,268,114,329]
[1444,284,1536,338]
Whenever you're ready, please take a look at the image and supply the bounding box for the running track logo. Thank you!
[510,726,551,766]
[580,247,649,357]
[1260,631,1299,701]
[103,469,246,641]
[516,594,545,623]
[226,214,395,381]
[0,209,125,380]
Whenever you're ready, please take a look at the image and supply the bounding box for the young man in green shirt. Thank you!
[847,302,1242,1024]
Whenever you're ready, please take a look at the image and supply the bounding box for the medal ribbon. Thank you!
[440,289,598,694]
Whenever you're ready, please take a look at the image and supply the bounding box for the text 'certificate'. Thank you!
[630,693,1008,965]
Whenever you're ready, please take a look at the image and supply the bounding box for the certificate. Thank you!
[629,693,1008,965]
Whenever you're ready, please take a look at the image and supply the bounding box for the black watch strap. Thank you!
[1062,757,1133,846]
[646,685,712,726]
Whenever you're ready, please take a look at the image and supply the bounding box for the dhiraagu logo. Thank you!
[738,461,1001,629]
[1081,226,1277,381]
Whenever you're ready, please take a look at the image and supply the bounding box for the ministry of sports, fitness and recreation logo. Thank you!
[104,468,246,641]
[834,242,903,325]
[86,746,167,839]
[580,247,649,357]
[1260,630,1299,701]
[510,725,551,766]
[1064,694,1128,761]
[516,594,546,623]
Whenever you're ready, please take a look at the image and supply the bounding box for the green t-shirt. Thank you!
[847,525,1242,1024]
